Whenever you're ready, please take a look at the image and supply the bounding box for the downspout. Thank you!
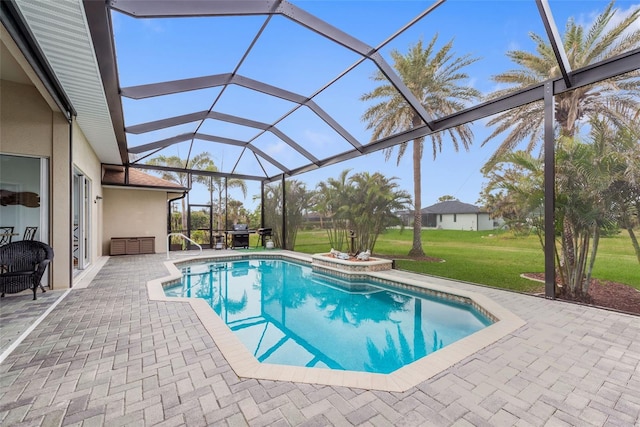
[167,192,187,235]
[68,114,74,289]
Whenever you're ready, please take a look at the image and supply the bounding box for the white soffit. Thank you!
[14,0,121,164]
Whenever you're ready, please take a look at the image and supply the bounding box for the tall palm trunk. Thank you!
[361,38,479,258]
[622,209,640,263]
[626,226,640,264]
[181,199,187,234]
[561,216,576,287]
[584,226,600,296]
[327,219,348,252]
[409,136,425,257]
[216,186,224,231]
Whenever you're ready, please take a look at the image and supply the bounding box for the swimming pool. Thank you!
[163,258,493,374]
[149,251,525,391]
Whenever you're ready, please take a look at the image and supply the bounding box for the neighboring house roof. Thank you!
[421,200,485,214]
[102,167,186,191]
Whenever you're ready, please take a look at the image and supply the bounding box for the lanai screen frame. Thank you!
[83,0,640,299]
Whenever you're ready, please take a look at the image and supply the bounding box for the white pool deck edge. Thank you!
[147,250,526,392]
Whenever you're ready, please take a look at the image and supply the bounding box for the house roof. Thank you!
[102,167,186,191]
[421,200,484,215]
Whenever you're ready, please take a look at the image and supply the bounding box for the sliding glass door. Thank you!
[73,170,91,272]
[0,154,48,243]
[0,154,49,284]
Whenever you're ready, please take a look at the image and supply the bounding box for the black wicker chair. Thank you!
[0,240,53,300]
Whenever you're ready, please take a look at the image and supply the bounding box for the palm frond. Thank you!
[484,1,640,165]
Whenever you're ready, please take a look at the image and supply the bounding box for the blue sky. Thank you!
[111,0,639,210]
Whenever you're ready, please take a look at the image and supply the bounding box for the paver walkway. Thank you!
[0,252,638,426]
[0,288,67,358]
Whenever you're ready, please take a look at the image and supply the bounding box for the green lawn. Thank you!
[293,228,640,292]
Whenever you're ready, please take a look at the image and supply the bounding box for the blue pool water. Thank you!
[164,258,493,374]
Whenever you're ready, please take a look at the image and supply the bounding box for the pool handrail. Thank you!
[166,233,202,259]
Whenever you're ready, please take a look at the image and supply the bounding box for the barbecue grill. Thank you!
[227,224,250,249]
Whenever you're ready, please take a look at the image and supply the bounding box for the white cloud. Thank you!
[607,2,640,35]
[265,140,288,156]
[303,129,334,148]
[574,2,640,41]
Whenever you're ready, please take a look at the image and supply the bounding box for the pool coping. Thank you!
[147,250,526,392]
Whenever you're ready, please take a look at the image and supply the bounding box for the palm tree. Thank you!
[147,153,214,233]
[480,151,545,240]
[553,132,623,298]
[361,36,481,257]
[346,171,411,253]
[263,180,314,250]
[315,169,352,251]
[193,164,247,231]
[589,118,640,264]
[482,1,640,299]
[482,0,640,168]
[315,170,411,253]
[484,120,636,299]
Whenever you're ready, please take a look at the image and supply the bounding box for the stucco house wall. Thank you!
[477,214,495,231]
[0,81,55,157]
[1,78,72,289]
[438,213,474,230]
[102,188,170,254]
[2,29,104,289]
[436,212,494,231]
[72,122,104,260]
[420,200,497,231]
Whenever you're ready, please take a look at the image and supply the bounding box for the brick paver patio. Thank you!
[1,251,638,426]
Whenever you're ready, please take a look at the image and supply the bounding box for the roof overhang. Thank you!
[11,0,123,164]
